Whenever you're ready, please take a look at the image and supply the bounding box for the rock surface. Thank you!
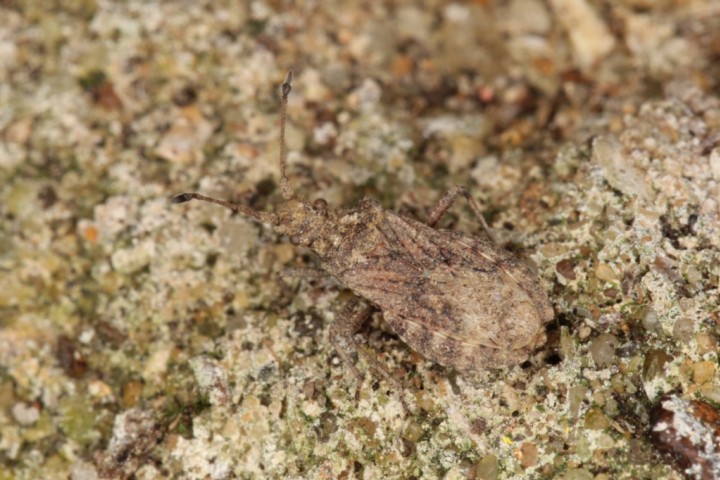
[1,1,719,479]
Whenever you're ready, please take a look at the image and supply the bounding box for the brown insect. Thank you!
[172,71,553,380]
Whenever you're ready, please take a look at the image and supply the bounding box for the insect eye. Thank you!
[290,234,302,246]
[312,198,328,214]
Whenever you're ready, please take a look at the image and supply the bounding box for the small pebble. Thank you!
[476,454,499,480]
[692,361,716,385]
[589,333,619,367]
[11,403,39,426]
[651,394,720,479]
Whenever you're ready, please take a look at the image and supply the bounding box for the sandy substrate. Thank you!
[1,1,720,479]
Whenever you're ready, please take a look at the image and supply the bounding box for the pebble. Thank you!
[190,356,231,406]
[594,263,618,282]
[11,402,40,426]
[548,0,615,69]
[692,361,716,385]
[592,136,649,200]
[71,461,99,480]
[476,454,499,480]
[589,333,619,367]
[651,394,720,479]
[110,240,156,275]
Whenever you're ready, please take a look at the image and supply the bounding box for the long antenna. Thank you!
[170,192,278,224]
[171,71,296,224]
[279,70,293,200]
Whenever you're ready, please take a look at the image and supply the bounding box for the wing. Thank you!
[330,211,552,369]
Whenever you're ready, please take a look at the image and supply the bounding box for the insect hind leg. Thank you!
[427,186,496,243]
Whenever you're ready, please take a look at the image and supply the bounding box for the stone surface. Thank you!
[1,1,719,478]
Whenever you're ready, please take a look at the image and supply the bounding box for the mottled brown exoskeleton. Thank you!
[172,71,553,382]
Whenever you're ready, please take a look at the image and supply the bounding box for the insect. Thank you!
[172,71,553,380]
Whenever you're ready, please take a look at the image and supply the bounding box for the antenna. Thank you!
[279,70,293,200]
[170,192,278,224]
[170,71,298,225]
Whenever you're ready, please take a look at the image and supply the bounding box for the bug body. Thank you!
[172,71,553,376]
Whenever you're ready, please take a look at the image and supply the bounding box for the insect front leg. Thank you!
[329,299,374,382]
[427,186,496,243]
[329,300,404,391]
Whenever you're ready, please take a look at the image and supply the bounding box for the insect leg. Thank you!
[330,300,408,409]
[329,299,373,382]
[330,302,401,383]
[427,186,496,243]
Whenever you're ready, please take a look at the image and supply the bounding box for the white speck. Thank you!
[79,329,95,344]
[444,3,470,23]
[313,122,337,145]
